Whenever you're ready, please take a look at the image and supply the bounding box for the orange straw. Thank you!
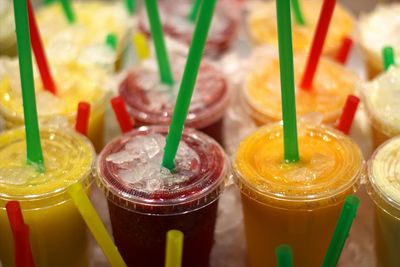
[75,102,91,136]
[336,95,360,135]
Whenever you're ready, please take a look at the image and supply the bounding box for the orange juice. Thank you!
[233,123,363,267]
[247,0,353,57]
[242,48,358,126]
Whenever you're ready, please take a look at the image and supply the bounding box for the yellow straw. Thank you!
[67,183,127,267]
[133,32,151,61]
[165,230,184,267]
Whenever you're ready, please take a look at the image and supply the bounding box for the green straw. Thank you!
[106,33,118,51]
[13,0,44,170]
[162,0,217,170]
[165,230,184,267]
[322,195,361,267]
[276,0,300,163]
[144,0,174,86]
[125,0,136,15]
[291,0,305,25]
[383,46,396,71]
[188,0,202,23]
[44,0,56,5]
[59,0,75,24]
[276,245,293,267]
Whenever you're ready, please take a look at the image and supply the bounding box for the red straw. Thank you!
[300,0,336,90]
[111,96,134,133]
[27,0,57,95]
[337,95,360,135]
[336,37,353,65]
[75,102,91,136]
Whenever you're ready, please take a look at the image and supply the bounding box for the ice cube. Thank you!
[284,167,316,183]
[106,150,136,164]
[0,166,37,186]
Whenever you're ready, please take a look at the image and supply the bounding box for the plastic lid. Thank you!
[0,127,95,208]
[97,126,228,215]
[233,122,363,210]
[119,54,229,129]
[367,136,400,218]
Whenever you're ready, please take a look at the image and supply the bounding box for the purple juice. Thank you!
[119,54,229,145]
[96,126,228,267]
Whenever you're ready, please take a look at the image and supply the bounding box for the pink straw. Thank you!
[337,95,360,135]
[75,102,91,136]
[111,96,134,133]
[336,37,353,64]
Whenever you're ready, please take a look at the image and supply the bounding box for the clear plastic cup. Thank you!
[242,48,358,126]
[367,137,400,267]
[97,125,229,267]
[0,127,95,267]
[233,122,364,267]
[119,54,230,145]
[359,67,400,150]
[247,0,353,58]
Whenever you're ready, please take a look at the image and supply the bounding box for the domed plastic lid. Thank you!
[97,126,228,215]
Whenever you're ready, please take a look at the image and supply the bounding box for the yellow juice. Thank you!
[0,127,95,267]
[233,123,363,267]
[247,0,353,57]
[242,49,358,126]
[0,58,108,152]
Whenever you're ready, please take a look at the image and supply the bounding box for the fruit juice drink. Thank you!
[247,0,353,58]
[36,0,135,71]
[233,122,363,267]
[0,57,109,152]
[242,47,358,126]
[0,0,17,57]
[359,4,400,79]
[0,127,95,267]
[367,137,400,267]
[97,126,228,267]
[138,0,240,56]
[119,53,229,145]
[359,67,400,149]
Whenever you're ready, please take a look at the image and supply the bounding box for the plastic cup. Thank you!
[247,0,353,58]
[119,54,229,145]
[0,127,95,267]
[367,137,400,267]
[359,67,400,150]
[233,122,364,267]
[0,58,108,152]
[97,125,228,267]
[0,0,17,57]
[358,4,400,79]
[138,0,241,56]
[241,48,358,126]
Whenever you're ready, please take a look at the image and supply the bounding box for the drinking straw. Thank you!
[125,0,136,15]
[75,102,91,137]
[44,0,55,5]
[291,0,305,25]
[133,32,151,61]
[27,0,57,95]
[13,0,44,170]
[106,33,118,51]
[144,0,174,85]
[111,96,134,133]
[300,0,336,90]
[383,46,396,70]
[165,230,184,267]
[322,195,360,267]
[275,245,293,267]
[6,201,24,236]
[336,37,353,65]
[67,183,127,267]
[337,95,360,135]
[59,0,75,24]
[188,0,202,22]
[162,0,217,170]
[276,0,299,163]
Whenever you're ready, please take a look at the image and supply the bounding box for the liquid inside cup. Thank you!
[242,48,358,126]
[97,126,228,267]
[247,0,353,57]
[119,53,229,144]
[233,122,363,267]
[367,137,400,267]
[0,127,95,267]
[138,0,239,54]
[360,67,400,148]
